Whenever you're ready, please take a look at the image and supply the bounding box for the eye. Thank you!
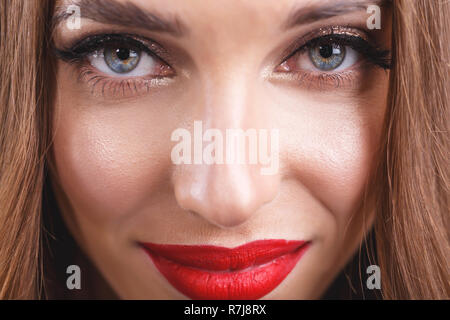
[306,42,360,71]
[104,47,141,73]
[88,46,161,77]
[279,41,360,73]
[309,43,346,71]
[53,34,177,97]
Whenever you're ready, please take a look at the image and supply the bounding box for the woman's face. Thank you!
[51,0,391,299]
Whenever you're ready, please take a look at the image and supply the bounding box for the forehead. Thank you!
[57,0,299,20]
[55,0,382,33]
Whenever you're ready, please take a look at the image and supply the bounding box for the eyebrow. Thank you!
[284,0,388,29]
[53,0,388,36]
[53,0,186,36]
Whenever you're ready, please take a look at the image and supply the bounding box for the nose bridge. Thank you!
[172,72,280,229]
[203,65,254,129]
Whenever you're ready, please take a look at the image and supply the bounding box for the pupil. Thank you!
[319,45,333,58]
[116,48,130,61]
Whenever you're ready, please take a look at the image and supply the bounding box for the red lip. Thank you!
[141,239,310,300]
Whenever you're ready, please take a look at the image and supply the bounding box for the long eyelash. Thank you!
[53,34,173,97]
[289,71,362,91]
[53,34,159,63]
[78,66,155,96]
[294,34,391,70]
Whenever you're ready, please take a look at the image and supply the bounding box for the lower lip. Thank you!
[141,239,310,300]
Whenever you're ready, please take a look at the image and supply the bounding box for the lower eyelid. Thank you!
[276,70,363,91]
[271,57,372,91]
[73,61,174,99]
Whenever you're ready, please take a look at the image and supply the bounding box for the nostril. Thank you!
[174,179,263,228]
[172,152,281,229]
[206,210,253,229]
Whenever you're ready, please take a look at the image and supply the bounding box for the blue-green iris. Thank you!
[309,44,346,71]
[104,48,141,74]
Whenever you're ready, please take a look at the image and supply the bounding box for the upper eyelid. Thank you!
[291,34,368,57]
[84,35,166,61]
[74,35,147,52]
[279,33,391,70]
[284,34,366,60]
[277,26,370,63]
[55,33,174,67]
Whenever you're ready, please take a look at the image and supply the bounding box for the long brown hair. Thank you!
[373,0,449,299]
[0,0,54,298]
[0,0,448,299]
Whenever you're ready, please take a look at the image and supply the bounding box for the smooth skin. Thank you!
[51,0,391,299]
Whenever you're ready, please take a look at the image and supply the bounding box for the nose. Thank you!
[171,73,280,229]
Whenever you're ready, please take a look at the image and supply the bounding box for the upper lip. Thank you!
[140,239,308,271]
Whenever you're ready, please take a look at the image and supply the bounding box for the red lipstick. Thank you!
[141,239,310,300]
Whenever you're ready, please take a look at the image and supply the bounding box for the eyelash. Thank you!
[289,34,390,68]
[275,33,391,89]
[54,31,391,97]
[54,34,174,96]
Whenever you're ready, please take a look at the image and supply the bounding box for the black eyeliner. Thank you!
[53,33,170,65]
[297,34,391,70]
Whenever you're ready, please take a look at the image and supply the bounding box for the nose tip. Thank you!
[173,163,279,229]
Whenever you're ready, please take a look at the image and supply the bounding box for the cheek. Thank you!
[52,105,171,225]
[276,92,385,223]
[301,117,377,215]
